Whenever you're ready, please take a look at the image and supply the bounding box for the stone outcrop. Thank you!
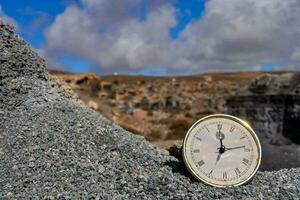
[226,73,300,144]
[226,73,300,170]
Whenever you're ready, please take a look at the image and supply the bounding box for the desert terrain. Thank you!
[50,71,262,148]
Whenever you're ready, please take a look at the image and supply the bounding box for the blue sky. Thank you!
[1,0,65,48]
[2,0,299,75]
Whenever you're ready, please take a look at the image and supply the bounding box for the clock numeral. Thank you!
[223,172,227,180]
[229,126,235,132]
[198,160,205,167]
[242,158,249,165]
[193,149,200,153]
[234,168,241,176]
[209,170,213,177]
[204,125,210,132]
[244,148,251,152]
[240,136,246,140]
[217,123,222,131]
[196,137,202,141]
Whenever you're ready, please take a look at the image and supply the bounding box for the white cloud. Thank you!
[43,0,175,73]
[97,5,176,71]
[43,0,300,74]
[170,0,300,73]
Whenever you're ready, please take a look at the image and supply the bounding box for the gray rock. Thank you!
[0,20,299,199]
[226,73,300,170]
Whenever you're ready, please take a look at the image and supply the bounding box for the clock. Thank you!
[182,114,261,187]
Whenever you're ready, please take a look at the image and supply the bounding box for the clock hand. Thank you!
[216,131,225,153]
[216,146,245,153]
[215,153,222,165]
[224,146,245,151]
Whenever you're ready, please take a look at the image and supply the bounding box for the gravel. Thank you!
[0,21,299,199]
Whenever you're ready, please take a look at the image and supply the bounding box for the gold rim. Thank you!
[182,114,262,188]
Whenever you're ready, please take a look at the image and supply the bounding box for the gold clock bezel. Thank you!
[182,114,262,188]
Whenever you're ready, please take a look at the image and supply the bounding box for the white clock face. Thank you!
[183,114,261,187]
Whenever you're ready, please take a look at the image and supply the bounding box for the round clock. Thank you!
[182,114,261,187]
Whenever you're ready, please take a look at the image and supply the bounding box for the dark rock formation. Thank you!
[1,21,299,199]
[226,73,300,170]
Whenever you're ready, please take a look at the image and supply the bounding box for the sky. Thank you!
[1,0,300,75]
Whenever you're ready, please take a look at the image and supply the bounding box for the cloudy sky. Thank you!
[1,0,300,75]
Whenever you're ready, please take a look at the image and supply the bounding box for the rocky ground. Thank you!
[1,21,300,199]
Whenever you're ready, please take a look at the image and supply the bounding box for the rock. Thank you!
[167,140,183,161]
[226,73,300,170]
[1,21,299,199]
[87,100,99,110]
[227,73,300,144]
[248,74,273,94]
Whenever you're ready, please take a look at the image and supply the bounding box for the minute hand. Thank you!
[225,146,245,151]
